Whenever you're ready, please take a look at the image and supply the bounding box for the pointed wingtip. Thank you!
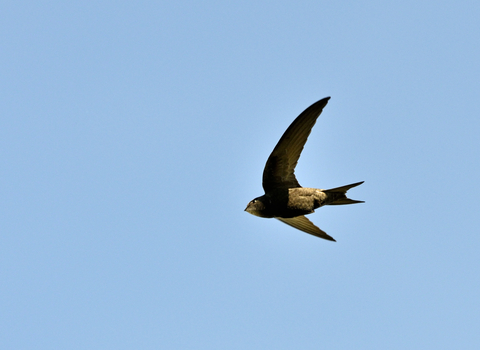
[318,96,331,105]
[324,232,336,242]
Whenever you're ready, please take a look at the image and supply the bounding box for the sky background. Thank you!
[1,1,480,349]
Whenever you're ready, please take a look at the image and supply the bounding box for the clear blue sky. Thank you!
[2,1,479,349]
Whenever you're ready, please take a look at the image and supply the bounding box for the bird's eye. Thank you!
[252,199,256,203]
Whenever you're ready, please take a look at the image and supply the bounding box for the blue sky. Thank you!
[1,1,480,349]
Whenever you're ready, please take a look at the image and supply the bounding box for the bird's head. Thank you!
[245,196,271,218]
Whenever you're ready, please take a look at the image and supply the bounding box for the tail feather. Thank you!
[328,198,364,205]
[324,181,364,206]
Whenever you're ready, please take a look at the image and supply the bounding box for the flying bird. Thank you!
[245,97,363,241]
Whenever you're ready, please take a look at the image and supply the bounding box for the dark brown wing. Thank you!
[277,216,336,241]
[262,97,330,193]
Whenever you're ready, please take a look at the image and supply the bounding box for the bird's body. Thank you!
[245,97,363,241]
[248,184,363,218]
[245,188,323,218]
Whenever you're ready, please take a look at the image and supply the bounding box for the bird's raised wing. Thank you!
[276,215,335,241]
[262,97,330,193]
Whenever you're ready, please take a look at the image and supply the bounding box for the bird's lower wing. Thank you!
[276,216,336,241]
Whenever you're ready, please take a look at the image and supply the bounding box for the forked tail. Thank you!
[324,181,364,205]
